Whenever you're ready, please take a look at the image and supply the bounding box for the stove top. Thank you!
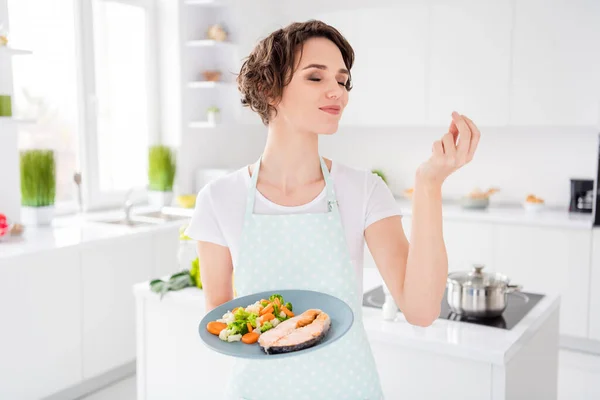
[363,286,544,330]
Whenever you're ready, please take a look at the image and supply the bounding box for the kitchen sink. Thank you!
[100,218,164,227]
[133,211,190,221]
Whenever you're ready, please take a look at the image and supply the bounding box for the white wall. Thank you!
[177,0,600,208]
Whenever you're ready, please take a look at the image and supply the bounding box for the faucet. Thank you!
[124,188,134,223]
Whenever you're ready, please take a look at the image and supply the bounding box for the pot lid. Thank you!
[447,265,509,288]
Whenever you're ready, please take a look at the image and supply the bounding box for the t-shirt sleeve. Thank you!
[364,171,402,230]
[184,184,228,247]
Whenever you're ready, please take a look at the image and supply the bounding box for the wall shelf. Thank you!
[0,117,36,125]
[187,81,233,89]
[184,0,227,7]
[189,121,217,129]
[0,47,32,56]
[185,40,234,48]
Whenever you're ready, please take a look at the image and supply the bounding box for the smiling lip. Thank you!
[319,106,341,115]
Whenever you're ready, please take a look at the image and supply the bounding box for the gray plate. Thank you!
[198,289,354,360]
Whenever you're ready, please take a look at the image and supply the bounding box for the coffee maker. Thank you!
[570,178,594,213]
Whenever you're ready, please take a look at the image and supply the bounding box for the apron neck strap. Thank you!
[245,156,338,216]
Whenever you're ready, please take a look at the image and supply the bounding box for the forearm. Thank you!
[403,175,448,324]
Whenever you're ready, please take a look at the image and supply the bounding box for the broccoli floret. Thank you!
[248,313,258,328]
[228,320,249,335]
[284,302,292,312]
[269,294,284,304]
[260,321,274,332]
[233,307,249,321]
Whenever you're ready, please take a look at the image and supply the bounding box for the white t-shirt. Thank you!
[184,160,402,295]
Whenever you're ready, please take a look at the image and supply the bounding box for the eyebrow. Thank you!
[302,64,349,75]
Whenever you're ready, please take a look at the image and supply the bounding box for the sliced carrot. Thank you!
[206,321,227,336]
[242,332,260,344]
[273,298,281,307]
[260,304,273,316]
[261,312,275,322]
[232,307,240,313]
[281,306,294,318]
[247,322,253,333]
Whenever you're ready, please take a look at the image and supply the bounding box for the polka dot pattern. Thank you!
[224,157,384,400]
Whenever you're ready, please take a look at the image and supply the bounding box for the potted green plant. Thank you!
[20,149,56,225]
[148,145,176,207]
[207,106,220,125]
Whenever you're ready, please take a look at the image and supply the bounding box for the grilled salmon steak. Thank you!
[258,309,331,354]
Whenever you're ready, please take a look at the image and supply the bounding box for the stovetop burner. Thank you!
[363,286,544,330]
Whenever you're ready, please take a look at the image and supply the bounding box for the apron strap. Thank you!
[245,157,262,217]
[245,156,338,216]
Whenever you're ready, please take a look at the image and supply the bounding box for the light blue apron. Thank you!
[225,156,384,400]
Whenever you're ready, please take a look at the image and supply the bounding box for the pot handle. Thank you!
[505,284,529,303]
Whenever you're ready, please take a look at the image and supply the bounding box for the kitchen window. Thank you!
[8,0,159,212]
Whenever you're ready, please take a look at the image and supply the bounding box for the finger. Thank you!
[432,140,444,157]
[462,115,480,161]
[448,119,459,142]
[441,132,456,162]
[452,112,471,162]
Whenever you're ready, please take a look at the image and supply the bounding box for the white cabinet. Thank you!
[427,0,512,127]
[493,225,592,338]
[589,230,600,341]
[81,234,154,379]
[510,0,600,126]
[152,225,183,278]
[315,3,428,126]
[0,248,82,400]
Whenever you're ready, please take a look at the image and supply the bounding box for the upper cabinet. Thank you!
[427,0,512,127]
[509,0,600,127]
[280,0,600,128]
[313,4,429,126]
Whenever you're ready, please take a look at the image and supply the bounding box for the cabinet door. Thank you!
[510,0,600,126]
[81,234,154,379]
[427,0,512,126]
[589,230,600,341]
[315,3,428,126]
[0,248,82,399]
[152,226,183,278]
[493,225,591,338]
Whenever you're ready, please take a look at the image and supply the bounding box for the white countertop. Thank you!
[0,207,190,259]
[132,267,560,366]
[394,198,593,230]
[164,197,593,230]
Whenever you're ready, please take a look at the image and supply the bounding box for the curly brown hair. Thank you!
[236,20,355,125]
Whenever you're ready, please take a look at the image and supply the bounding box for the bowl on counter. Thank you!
[460,196,489,210]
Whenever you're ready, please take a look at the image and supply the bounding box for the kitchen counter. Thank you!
[0,207,190,259]
[164,196,594,230]
[361,268,560,365]
[133,267,561,399]
[397,198,592,230]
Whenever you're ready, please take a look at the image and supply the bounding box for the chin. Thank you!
[316,121,340,135]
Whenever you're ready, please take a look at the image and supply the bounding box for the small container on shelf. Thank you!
[207,106,220,125]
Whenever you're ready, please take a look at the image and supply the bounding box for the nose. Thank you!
[325,80,343,100]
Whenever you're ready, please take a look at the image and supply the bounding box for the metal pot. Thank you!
[446,265,529,319]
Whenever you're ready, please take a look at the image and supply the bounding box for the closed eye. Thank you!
[308,78,347,86]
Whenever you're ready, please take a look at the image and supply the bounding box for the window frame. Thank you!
[76,0,160,211]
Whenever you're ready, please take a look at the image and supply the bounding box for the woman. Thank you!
[185,20,480,400]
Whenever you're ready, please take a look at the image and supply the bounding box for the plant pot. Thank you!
[148,190,173,207]
[21,205,54,226]
[207,111,220,125]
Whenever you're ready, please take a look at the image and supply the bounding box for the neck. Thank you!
[259,118,323,193]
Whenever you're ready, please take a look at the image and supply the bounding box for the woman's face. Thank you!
[273,37,350,135]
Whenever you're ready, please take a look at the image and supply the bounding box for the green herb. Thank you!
[20,149,56,207]
[190,257,202,288]
[150,270,194,299]
[148,145,176,192]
